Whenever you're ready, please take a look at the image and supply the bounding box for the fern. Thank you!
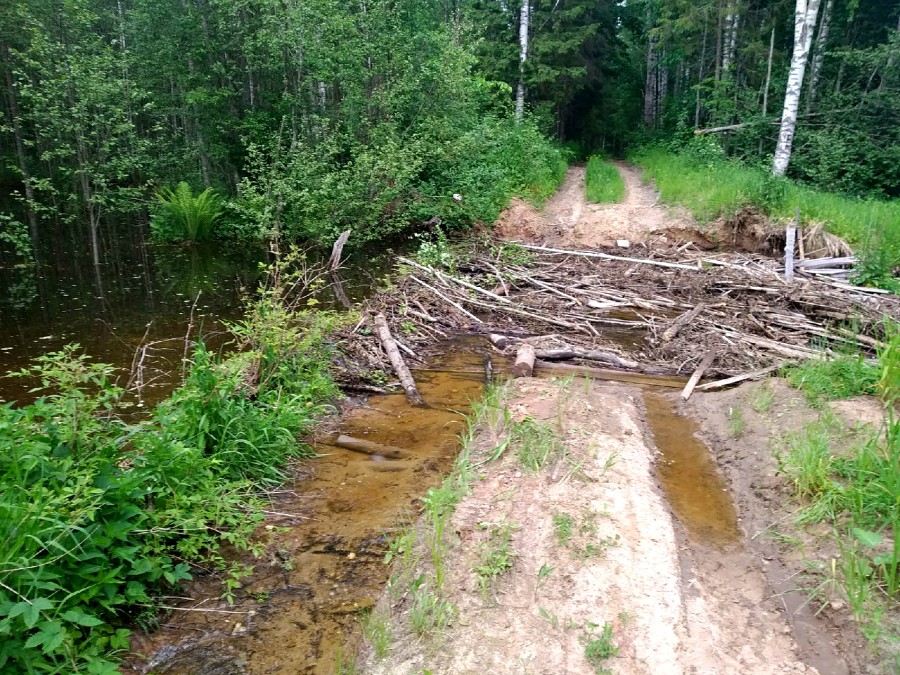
[152,182,223,242]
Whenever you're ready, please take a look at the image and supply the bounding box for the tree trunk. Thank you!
[2,44,39,250]
[644,35,658,128]
[806,0,833,111]
[515,0,530,123]
[695,14,709,127]
[722,6,739,75]
[772,0,822,177]
[762,26,775,117]
[715,1,723,81]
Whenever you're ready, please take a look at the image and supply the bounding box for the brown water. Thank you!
[126,338,501,675]
[643,391,741,549]
[0,241,392,405]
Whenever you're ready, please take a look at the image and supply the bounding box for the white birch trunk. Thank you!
[515,0,530,124]
[772,0,822,177]
[644,35,658,128]
[722,7,739,74]
[806,0,833,110]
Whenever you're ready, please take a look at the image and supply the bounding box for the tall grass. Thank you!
[777,326,900,652]
[632,147,900,267]
[585,156,625,203]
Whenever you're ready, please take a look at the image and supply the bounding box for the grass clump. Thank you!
[585,157,625,204]
[511,417,564,472]
[473,521,517,599]
[361,608,392,659]
[785,355,879,406]
[583,622,619,674]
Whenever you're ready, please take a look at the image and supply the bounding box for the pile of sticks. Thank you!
[334,239,898,395]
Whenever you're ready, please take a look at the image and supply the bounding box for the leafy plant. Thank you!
[512,417,563,472]
[473,522,517,599]
[151,182,224,243]
[583,622,619,674]
[785,355,879,406]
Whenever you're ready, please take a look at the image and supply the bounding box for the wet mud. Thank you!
[127,339,502,674]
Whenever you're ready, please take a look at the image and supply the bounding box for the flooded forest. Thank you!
[2,0,900,673]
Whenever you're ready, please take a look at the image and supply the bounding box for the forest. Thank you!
[1,0,899,673]
[1,0,897,264]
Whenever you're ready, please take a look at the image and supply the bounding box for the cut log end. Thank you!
[512,344,536,378]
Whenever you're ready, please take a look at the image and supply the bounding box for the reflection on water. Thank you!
[0,235,395,405]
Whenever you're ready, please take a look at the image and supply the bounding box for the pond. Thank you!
[0,233,393,405]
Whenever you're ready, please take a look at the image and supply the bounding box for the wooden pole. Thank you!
[373,313,426,406]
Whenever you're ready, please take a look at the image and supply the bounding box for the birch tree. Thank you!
[806,0,834,110]
[772,0,822,176]
[515,0,530,123]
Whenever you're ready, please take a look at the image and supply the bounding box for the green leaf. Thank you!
[22,598,53,629]
[60,609,104,627]
[852,528,882,548]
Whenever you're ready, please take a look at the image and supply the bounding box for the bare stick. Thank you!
[332,434,412,460]
[408,275,482,323]
[328,229,351,270]
[373,313,426,406]
[661,304,704,344]
[681,348,718,401]
[696,364,783,391]
[517,244,698,271]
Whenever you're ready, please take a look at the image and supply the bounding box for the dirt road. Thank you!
[494,163,689,248]
[363,166,853,674]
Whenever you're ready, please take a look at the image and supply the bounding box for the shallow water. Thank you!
[126,338,499,675]
[0,239,392,405]
[643,391,741,548]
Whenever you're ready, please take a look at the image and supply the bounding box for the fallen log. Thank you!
[373,313,426,406]
[534,348,639,370]
[681,348,718,401]
[534,360,686,388]
[512,344,536,378]
[695,364,783,392]
[332,435,412,460]
[661,304,705,344]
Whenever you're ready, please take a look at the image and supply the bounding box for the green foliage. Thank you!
[151,182,224,243]
[473,521,517,598]
[0,258,338,671]
[785,356,880,406]
[634,147,900,289]
[0,213,32,263]
[511,417,563,472]
[583,622,619,673]
[585,157,625,204]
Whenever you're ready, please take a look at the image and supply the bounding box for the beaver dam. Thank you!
[126,226,897,674]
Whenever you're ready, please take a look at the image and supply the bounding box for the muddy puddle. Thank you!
[643,391,741,549]
[127,338,502,675]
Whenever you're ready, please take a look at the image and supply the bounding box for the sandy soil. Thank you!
[493,163,692,248]
[364,379,834,674]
